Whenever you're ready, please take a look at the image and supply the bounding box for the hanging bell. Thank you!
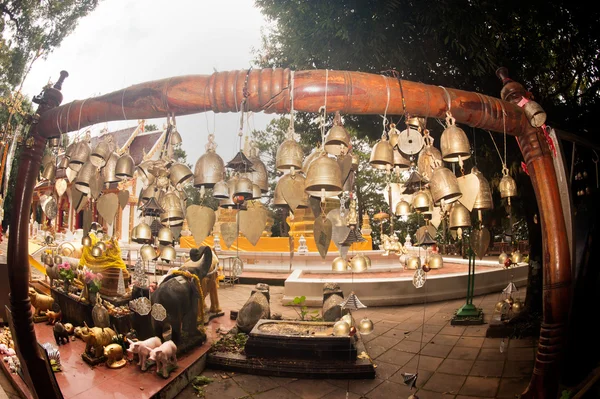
[332,257,349,272]
[219,177,237,208]
[251,183,262,200]
[393,149,411,169]
[417,139,443,181]
[511,250,523,264]
[102,152,120,184]
[139,184,159,205]
[140,244,157,262]
[412,190,431,213]
[169,163,194,187]
[159,192,185,226]
[395,199,411,216]
[333,320,351,336]
[90,141,111,168]
[48,137,61,148]
[91,246,103,257]
[170,129,182,145]
[57,156,70,170]
[304,153,342,198]
[81,235,92,247]
[160,245,177,263]
[233,175,254,200]
[499,252,508,265]
[324,123,351,156]
[96,241,107,252]
[428,253,444,269]
[212,180,230,199]
[351,153,360,171]
[115,153,135,179]
[74,162,97,194]
[406,116,427,132]
[273,174,290,208]
[68,141,91,172]
[440,114,471,163]
[157,227,174,245]
[405,256,421,270]
[471,167,494,211]
[350,254,368,273]
[522,99,547,127]
[358,318,374,335]
[136,161,155,187]
[429,166,462,205]
[41,161,56,181]
[369,137,393,170]
[130,224,138,242]
[449,202,472,230]
[276,138,303,173]
[194,150,225,189]
[134,222,153,243]
[248,147,269,192]
[499,171,517,199]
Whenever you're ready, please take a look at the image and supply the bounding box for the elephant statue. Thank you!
[151,246,213,350]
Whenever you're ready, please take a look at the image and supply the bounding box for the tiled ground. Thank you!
[174,283,535,399]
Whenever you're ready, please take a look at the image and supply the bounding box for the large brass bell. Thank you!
[332,257,348,272]
[169,163,194,187]
[134,222,152,243]
[429,166,462,205]
[428,253,443,269]
[140,244,157,262]
[248,147,269,192]
[440,114,471,163]
[160,245,177,263]
[369,137,393,170]
[350,254,369,272]
[194,150,225,189]
[449,202,471,230]
[136,161,155,187]
[304,153,342,198]
[157,227,174,245]
[405,256,421,270]
[276,138,303,173]
[471,167,494,210]
[68,141,91,171]
[115,153,134,179]
[41,161,56,181]
[74,162,97,194]
[412,190,431,213]
[212,180,230,199]
[324,122,351,156]
[90,141,111,168]
[130,225,138,242]
[522,100,547,127]
[499,170,517,199]
[395,199,411,216]
[57,156,70,170]
[273,174,290,208]
[233,175,254,200]
[102,152,120,184]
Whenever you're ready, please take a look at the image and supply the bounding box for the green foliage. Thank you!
[210,333,248,354]
[560,390,572,399]
[144,123,159,132]
[191,375,213,398]
[288,295,321,321]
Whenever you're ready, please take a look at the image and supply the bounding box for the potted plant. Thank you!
[84,269,103,304]
[57,262,75,292]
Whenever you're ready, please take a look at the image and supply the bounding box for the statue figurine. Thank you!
[148,340,178,378]
[404,234,412,247]
[346,199,358,227]
[104,343,127,369]
[381,234,406,256]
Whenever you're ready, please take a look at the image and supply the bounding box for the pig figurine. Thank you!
[148,340,177,378]
[126,337,161,370]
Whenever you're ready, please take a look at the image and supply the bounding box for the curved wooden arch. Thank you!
[9,69,570,399]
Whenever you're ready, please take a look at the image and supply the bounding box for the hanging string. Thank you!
[439,86,452,112]
[416,277,428,376]
[288,71,295,135]
[320,69,329,147]
[382,75,390,138]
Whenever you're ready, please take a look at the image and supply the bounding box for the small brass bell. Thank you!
[273,174,290,208]
[160,245,177,263]
[233,175,254,200]
[393,149,411,169]
[248,147,269,192]
[324,123,351,156]
[511,298,523,314]
[136,161,155,187]
[341,313,355,327]
[304,153,342,198]
[302,148,320,174]
[357,318,374,335]
[102,152,120,184]
[68,141,91,172]
[90,141,111,168]
[412,190,431,213]
[115,153,134,179]
[449,202,471,230]
[471,167,494,211]
[194,150,225,189]
[74,162,97,194]
[170,129,183,145]
[406,116,427,132]
[405,256,421,270]
[140,244,157,262]
[522,99,546,127]
[350,254,368,273]
[332,257,348,272]
[41,161,56,181]
[57,156,70,170]
[91,246,103,257]
[428,253,443,269]
[429,166,462,205]
[157,227,174,245]
[251,183,262,200]
[499,252,508,265]
[53,255,63,265]
[440,114,471,163]
[130,225,138,242]
[160,193,185,226]
[351,153,359,171]
[511,250,523,264]
[48,137,61,147]
[276,138,303,173]
[81,235,92,247]
[212,180,230,199]
[45,255,54,267]
[499,171,517,199]
[333,320,350,336]
[96,241,107,252]
[169,163,194,187]
[395,199,411,216]
[369,137,393,170]
[135,222,153,243]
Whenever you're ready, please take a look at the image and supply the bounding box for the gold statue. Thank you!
[381,234,406,256]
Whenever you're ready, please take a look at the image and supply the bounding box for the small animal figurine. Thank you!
[74,326,89,339]
[63,323,74,335]
[126,336,161,367]
[53,322,70,346]
[80,325,116,358]
[46,304,62,325]
[104,343,127,369]
[148,340,177,378]
[28,288,55,317]
[125,329,137,342]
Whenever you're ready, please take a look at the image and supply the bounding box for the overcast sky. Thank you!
[21,0,276,166]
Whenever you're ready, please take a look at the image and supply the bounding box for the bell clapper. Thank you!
[290,166,296,176]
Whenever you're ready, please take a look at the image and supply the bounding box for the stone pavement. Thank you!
[175,282,534,399]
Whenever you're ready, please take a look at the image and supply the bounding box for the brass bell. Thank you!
[522,100,546,127]
[48,137,61,147]
[440,116,471,163]
[74,162,97,194]
[68,141,91,171]
[53,254,63,264]
[495,301,508,313]
[276,138,303,173]
[91,246,103,257]
[160,193,184,226]
[248,148,269,192]
[135,222,153,243]
[57,156,70,170]
[499,172,517,199]
[511,298,523,314]
[428,253,443,269]
[157,227,174,245]
[405,256,421,270]
[82,235,92,247]
[273,174,290,208]
[429,166,462,205]
[332,257,348,272]
[449,202,471,230]
[341,313,355,327]
[417,142,443,181]
[218,177,237,208]
[212,180,230,199]
[41,161,56,181]
[170,129,182,145]
[169,163,194,187]
[160,245,177,263]
[333,320,350,336]
[406,116,427,131]
[102,152,120,184]
[136,161,155,187]
[369,137,393,170]
[64,142,75,159]
[511,250,522,264]
[412,190,431,213]
[302,148,320,174]
[90,141,111,168]
[233,175,254,200]
[499,252,508,265]
[115,153,134,179]
[351,153,360,171]
[393,149,411,169]
[395,199,411,216]
[194,150,225,189]
[140,244,157,262]
[350,254,368,273]
[304,153,342,198]
[358,318,374,335]
[96,241,107,252]
[324,124,351,156]
[471,167,494,211]
[130,225,138,242]
[251,183,262,200]
[139,184,159,204]
[45,255,54,266]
